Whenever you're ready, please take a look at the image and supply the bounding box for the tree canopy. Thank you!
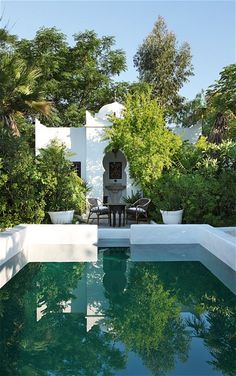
[134,16,193,111]
[106,91,182,190]
[15,27,127,126]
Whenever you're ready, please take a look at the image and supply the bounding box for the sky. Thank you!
[1,0,235,100]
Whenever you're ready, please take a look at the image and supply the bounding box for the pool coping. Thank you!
[0,223,235,288]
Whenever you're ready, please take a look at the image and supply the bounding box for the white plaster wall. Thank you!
[86,126,107,201]
[35,120,87,179]
[173,123,202,143]
[0,224,98,288]
[130,224,236,271]
[0,224,98,265]
[0,225,28,266]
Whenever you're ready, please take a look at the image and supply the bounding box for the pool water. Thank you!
[0,247,235,376]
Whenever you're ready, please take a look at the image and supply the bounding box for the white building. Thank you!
[35,101,201,202]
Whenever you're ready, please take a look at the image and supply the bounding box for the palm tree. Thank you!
[0,53,53,136]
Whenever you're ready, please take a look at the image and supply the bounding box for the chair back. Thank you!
[87,198,98,208]
[134,198,151,210]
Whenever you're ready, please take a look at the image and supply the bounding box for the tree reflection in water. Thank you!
[0,262,126,376]
[104,258,190,376]
[0,253,235,376]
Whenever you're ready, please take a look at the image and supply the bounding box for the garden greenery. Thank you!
[0,126,87,229]
[106,91,236,226]
[0,126,45,228]
[106,92,182,188]
[37,139,87,214]
[0,23,235,228]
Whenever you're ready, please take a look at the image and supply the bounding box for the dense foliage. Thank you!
[151,139,236,225]
[106,91,236,225]
[179,64,236,142]
[0,127,86,229]
[0,51,52,135]
[106,61,236,226]
[106,92,182,188]
[0,21,235,227]
[37,140,87,213]
[14,27,126,126]
[0,126,45,228]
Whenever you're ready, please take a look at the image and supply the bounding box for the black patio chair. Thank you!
[126,198,151,224]
[87,198,109,225]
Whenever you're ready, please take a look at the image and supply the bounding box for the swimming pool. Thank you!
[0,246,235,376]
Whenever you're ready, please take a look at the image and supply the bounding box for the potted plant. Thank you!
[160,207,184,225]
[155,174,184,224]
[37,140,86,224]
[47,190,76,224]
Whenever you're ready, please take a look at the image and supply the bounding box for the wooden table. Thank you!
[108,203,126,227]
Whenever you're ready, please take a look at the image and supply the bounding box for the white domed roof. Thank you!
[96,101,124,120]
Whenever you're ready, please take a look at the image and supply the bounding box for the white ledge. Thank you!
[130,224,236,271]
[0,224,235,289]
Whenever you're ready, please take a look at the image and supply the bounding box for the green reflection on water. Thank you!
[0,248,235,376]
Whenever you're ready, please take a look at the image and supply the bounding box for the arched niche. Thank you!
[102,150,127,203]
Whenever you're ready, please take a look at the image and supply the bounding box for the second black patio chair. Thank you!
[126,198,151,224]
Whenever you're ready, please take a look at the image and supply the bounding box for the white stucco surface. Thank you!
[86,126,107,200]
[172,123,202,143]
[35,120,87,178]
[1,224,235,288]
[0,225,98,287]
[0,225,27,266]
[130,224,236,271]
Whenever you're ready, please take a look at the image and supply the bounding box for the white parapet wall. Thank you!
[0,225,28,266]
[26,224,98,262]
[130,224,236,271]
[98,228,130,240]
[1,223,235,289]
[0,224,98,288]
[0,225,28,289]
[25,224,97,245]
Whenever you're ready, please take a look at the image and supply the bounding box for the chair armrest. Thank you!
[136,205,147,211]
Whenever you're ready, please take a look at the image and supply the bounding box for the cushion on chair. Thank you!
[126,207,146,213]
[91,206,108,213]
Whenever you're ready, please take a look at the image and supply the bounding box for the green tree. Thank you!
[0,262,126,376]
[177,65,236,142]
[106,263,190,376]
[206,64,236,143]
[134,16,193,111]
[106,92,182,190]
[37,140,87,214]
[0,126,45,229]
[0,53,52,135]
[150,139,236,225]
[175,90,207,127]
[16,27,126,126]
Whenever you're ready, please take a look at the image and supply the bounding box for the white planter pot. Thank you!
[48,210,74,224]
[160,209,183,224]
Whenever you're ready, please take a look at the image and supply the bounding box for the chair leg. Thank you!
[97,214,99,226]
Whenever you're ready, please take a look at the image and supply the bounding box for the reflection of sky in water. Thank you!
[0,247,235,376]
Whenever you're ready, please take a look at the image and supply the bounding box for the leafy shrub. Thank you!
[0,127,45,229]
[122,190,142,205]
[150,141,236,225]
[37,139,87,214]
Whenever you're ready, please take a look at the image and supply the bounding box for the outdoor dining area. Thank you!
[87,198,151,227]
